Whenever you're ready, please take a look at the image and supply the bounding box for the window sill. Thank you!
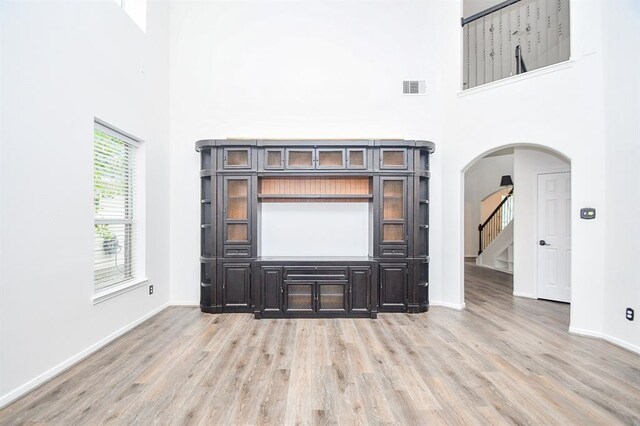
[93,278,149,305]
[458,59,575,97]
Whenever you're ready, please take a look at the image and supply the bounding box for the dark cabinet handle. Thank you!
[539,240,550,246]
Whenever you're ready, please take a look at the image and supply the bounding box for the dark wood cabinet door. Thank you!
[380,148,407,170]
[346,149,367,170]
[285,149,315,169]
[379,177,407,245]
[283,282,315,312]
[379,263,407,308]
[223,147,251,169]
[316,149,345,169]
[223,176,251,245]
[350,267,371,313]
[262,267,282,313]
[317,281,348,313]
[264,148,284,169]
[223,263,251,308]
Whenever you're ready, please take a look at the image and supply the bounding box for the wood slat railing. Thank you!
[478,189,514,254]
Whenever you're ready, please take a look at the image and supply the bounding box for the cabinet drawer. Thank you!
[380,245,407,257]
[283,266,348,281]
[223,245,252,257]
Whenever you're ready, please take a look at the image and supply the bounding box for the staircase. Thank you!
[477,189,514,273]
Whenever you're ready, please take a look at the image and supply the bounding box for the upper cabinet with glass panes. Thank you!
[269,147,368,171]
[193,140,435,173]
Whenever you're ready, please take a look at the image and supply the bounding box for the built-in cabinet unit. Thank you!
[196,139,435,318]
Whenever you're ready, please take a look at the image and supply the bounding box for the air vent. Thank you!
[403,80,426,94]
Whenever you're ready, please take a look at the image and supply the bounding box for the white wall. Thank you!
[0,0,171,405]
[436,0,610,324]
[602,0,640,351]
[168,0,444,303]
[439,0,639,351]
[260,203,369,257]
[512,147,570,297]
[463,154,513,256]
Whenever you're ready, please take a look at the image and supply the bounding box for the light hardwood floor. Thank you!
[2,264,639,425]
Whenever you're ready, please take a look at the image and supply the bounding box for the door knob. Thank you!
[539,240,550,246]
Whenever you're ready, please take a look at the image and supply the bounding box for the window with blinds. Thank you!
[94,121,139,291]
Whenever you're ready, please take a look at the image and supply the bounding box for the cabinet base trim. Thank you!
[200,305,223,314]
[259,312,373,319]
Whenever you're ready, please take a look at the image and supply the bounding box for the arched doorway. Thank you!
[461,144,572,309]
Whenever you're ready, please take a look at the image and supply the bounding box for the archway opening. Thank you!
[461,144,572,315]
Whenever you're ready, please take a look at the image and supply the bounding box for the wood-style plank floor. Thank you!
[2,263,640,425]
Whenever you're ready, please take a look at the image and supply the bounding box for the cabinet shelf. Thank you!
[258,194,372,200]
[201,199,212,204]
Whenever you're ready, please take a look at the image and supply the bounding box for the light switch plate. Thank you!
[580,208,596,220]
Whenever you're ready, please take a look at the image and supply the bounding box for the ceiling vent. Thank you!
[403,80,426,94]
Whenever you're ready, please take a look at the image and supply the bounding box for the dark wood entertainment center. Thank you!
[196,139,435,318]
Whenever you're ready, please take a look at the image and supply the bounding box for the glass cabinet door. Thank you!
[380,148,407,169]
[381,178,406,243]
[347,149,367,169]
[264,148,284,169]
[224,148,251,169]
[317,149,345,169]
[284,282,315,312]
[317,282,347,312]
[224,177,250,243]
[285,149,314,169]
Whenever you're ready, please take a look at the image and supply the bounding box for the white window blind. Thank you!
[94,122,139,291]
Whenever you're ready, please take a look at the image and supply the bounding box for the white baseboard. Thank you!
[170,300,199,306]
[569,327,603,339]
[569,327,640,355]
[0,302,170,409]
[430,301,466,310]
[604,334,640,355]
[474,263,513,275]
[513,292,536,299]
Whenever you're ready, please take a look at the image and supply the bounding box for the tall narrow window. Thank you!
[94,121,139,291]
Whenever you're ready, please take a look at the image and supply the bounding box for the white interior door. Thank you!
[537,172,571,302]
